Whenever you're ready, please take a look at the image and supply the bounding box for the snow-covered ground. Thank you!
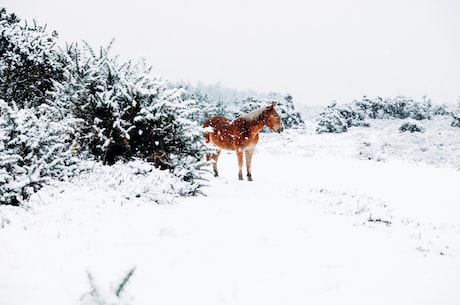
[1,109,460,305]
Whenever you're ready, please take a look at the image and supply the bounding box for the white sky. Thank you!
[3,0,460,105]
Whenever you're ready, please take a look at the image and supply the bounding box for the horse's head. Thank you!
[264,103,284,133]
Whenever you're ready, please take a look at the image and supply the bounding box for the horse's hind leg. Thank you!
[207,149,221,177]
[245,149,255,181]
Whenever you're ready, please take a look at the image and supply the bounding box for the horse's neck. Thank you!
[247,118,265,133]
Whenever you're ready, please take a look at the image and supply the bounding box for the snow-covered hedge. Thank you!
[0,8,66,108]
[0,9,208,205]
[54,42,208,179]
[317,96,446,134]
[0,100,79,205]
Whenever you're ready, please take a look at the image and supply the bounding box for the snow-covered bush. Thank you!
[316,103,349,134]
[355,96,434,120]
[316,102,369,134]
[0,100,78,205]
[399,121,425,133]
[1,8,209,204]
[54,42,209,185]
[317,96,443,134]
[0,8,66,109]
[278,94,304,128]
[452,100,460,128]
[452,113,460,128]
[0,10,80,205]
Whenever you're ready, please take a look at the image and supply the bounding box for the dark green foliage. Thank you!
[399,121,425,133]
[0,9,78,205]
[316,102,369,134]
[452,101,460,128]
[316,102,349,134]
[452,113,460,128]
[0,8,66,108]
[0,8,209,204]
[0,100,78,205]
[54,43,208,180]
[317,96,444,134]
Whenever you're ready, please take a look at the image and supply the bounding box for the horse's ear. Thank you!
[272,102,277,109]
[267,103,276,111]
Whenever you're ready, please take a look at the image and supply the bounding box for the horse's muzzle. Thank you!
[277,126,285,133]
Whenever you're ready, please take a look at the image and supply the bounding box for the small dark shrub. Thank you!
[452,113,460,128]
[399,122,424,133]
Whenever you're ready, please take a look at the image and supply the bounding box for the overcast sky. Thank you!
[3,0,460,105]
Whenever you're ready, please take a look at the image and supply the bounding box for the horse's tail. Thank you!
[202,120,212,144]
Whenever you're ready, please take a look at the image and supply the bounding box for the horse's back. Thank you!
[203,115,235,150]
[203,115,232,129]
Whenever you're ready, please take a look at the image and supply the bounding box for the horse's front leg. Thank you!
[236,149,244,180]
[245,148,255,181]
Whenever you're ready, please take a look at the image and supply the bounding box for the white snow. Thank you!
[1,111,460,305]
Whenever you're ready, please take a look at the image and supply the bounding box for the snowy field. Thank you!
[1,108,460,305]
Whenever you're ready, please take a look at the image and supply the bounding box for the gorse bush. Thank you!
[316,102,369,134]
[452,113,460,128]
[0,9,79,205]
[54,42,208,175]
[0,100,79,205]
[0,8,208,205]
[0,8,66,109]
[452,101,460,128]
[355,96,435,120]
[317,96,446,134]
[399,121,425,133]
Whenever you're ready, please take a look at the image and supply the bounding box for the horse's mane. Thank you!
[240,106,265,123]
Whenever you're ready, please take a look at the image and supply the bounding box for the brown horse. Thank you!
[203,103,284,181]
